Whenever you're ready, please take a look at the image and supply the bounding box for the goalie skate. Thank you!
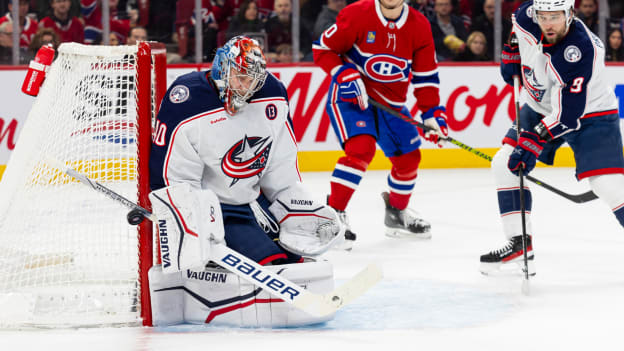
[381,192,431,239]
[480,235,536,276]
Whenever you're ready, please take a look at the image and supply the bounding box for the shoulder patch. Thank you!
[169,85,190,104]
[564,45,582,63]
[526,5,533,20]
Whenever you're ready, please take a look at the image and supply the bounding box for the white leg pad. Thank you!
[149,260,335,327]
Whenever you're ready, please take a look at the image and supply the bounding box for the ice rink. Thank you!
[3,167,624,351]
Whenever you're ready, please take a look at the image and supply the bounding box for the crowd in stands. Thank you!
[0,0,623,65]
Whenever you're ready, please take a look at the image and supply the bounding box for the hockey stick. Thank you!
[47,159,383,318]
[513,76,530,295]
[367,99,598,204]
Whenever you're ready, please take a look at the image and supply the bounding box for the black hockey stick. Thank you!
[513,76,530,294]
[367,99,599,204]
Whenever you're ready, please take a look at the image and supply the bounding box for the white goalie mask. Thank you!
[211,36,267,115]
[532,0,575,30]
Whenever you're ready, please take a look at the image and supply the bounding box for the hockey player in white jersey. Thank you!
[146,36,345,327]
[480,0,624,275]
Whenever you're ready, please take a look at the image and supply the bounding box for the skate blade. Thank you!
[385,227,432,239]
[480,259,536,277]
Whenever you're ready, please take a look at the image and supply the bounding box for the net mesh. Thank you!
[0,43,153,328]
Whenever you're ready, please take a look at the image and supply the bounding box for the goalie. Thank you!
[148,36,345,327]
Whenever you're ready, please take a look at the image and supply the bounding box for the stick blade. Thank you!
[326,263,383,309]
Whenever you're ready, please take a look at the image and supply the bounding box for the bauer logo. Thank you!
[221,253,300,300]
[159,220,171,268]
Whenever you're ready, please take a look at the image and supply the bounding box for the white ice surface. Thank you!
[3,168,624,351]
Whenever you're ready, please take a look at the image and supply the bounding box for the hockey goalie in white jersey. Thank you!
[147,36,345,327]
[480,0,624,275]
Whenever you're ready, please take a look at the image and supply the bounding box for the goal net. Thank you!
[0,42,166,328]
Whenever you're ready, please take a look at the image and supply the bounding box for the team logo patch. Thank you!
[356,121,366,127]
[564,45,582,63]
[522,66,546,102]
[169,85,190,103]
[526,5,533,20]
[364,54,409,83]
[221,135,272,186]
[366,31,376,43]
[265,103,277,120]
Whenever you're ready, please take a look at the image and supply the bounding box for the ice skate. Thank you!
[381,192,431,239]
[335,209,357,250]
[480,235,535,276]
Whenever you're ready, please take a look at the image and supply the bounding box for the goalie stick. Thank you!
[46,159,383,318]
[367,99,598,204]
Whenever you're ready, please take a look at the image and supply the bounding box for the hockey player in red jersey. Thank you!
[313,0,449,248]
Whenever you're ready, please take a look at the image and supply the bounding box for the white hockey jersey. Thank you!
[513,1,619,138]
[150,71,303,205]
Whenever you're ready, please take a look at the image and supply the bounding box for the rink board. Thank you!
[1,63,623,179]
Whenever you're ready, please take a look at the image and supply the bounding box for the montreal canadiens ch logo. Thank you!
[221,135,272,186]
[364,55,409,83]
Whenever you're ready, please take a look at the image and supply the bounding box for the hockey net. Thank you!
[0,42,166,328]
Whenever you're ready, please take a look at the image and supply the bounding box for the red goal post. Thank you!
[0,42,166,328]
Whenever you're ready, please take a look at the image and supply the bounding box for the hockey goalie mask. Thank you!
[211,36,267,115]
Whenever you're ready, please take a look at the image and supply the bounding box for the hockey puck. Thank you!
[127,209,145,225]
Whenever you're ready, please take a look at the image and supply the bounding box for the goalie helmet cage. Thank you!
[0,42,166,328]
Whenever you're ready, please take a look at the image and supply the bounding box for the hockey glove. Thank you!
[421,106,449,148]
[333,63,369,110]
[269,194,345,256]
[500,34,521,86]
[508,131,546,176]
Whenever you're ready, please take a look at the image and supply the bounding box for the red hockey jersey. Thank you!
[313,0,441,114]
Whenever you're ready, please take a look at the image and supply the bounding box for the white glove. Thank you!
[269,193,345,256]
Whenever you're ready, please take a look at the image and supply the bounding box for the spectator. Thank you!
[469,0,511,60]
[108,32,119,45]
[0,0,37,49]
[269,42,292,62]
[39,0,84,44]
[0,20,30,63]
[606,28,624,62]
[146,0,176,43]
[28,27,60,57]
[576,0,598,34]
[455,30,489,61]
[429,0,468,61]
[225,0,265,42]
[81,0,132,44]
[126,25,146,45]
[265,0,312,60]
[313,0,346,40]
[411,0,435,19]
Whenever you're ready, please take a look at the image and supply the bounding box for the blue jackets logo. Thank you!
[221,135,272,186]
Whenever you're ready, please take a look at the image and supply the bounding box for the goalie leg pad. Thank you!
[149,260,335,327]
[149,183,225,273]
